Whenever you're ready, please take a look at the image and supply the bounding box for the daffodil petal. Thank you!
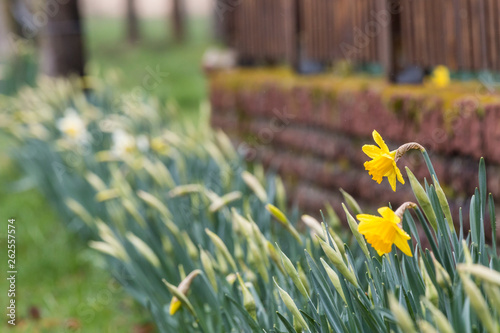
[357,214,384,224]
[393,231,413,257]
[395,164,405,184]
[377,207,400,224]
[388,172,397,191]
[169,299,182,315]
[362,144,383,159]
[372,130,389,153]
[357,208,412,257]
[395,225,411,240]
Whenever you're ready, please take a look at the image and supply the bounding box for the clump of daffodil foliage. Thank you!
[2,76,499,333]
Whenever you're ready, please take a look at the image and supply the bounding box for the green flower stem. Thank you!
[421,150,439,186]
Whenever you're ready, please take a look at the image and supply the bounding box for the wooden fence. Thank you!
[216,0,500,74]
[233,0,298,64]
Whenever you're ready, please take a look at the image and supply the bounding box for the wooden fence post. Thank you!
[0,0,13,59]
[288,0,300,71]
[171,0,185,43]
[378,0,401,82]
[126,0,140,43]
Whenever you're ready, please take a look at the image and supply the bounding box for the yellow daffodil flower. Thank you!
[169,270,201,315]
[170,298,182,315]
[363,130,405,192]
[431,65,450,88]
[357,207,412,257]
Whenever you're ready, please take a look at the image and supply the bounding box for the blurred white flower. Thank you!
[136,135,150,152]
[111,129,136,156]
[56,109,89,142]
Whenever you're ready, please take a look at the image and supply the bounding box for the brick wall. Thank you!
[209,69,500,240]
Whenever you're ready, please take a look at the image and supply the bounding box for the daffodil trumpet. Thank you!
[357,202,417,257]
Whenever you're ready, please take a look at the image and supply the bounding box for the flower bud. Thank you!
[327,226,346,257]
[274,278,309,331]
[297,262,310,296]
[431,256,451,288]
[226,273,237,285]
[137,190,172,219]
[318,237,358,287]
[406,167,438,230]
[266,204,288,226]
[421,297,454,333]
[461,273,497,333]
[126,232,160,267]
[484,283,500,315]
[325,203,341,231]
[200,248,217,292]
[433,176,454,231]
[248,240,269,282]
[209,191,242,213]
[96,188,120,202]
[122,198,146,227]
[215,129,237,160]
[237,273,257,320]
[181,232,199,261]
[275,176,287,212]
[65,198,93,226]
[168,184,203,198]
[389,294,417,333]
[418,320,439,333]
[462,241,473,265]
[163,219,183,243]
[89,240,128,261]
[242,171,267,203]
[301,214,324,237]
[458,264,500,286]
[164,269,202,316]
[279,248,308,297]
[162,235,174,255]
[266,204,302,244]
[321,258,346,303]
[420,257,439,306]
[267,241,285,274]
[205,228,237,272]
[340,188,362,216]
[342,204,370,259]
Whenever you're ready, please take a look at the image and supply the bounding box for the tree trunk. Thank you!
[0,0,16,59]
[171,0,185,43]
[39,0,85,77]
[126,0,139,43]
[213,0,236,46]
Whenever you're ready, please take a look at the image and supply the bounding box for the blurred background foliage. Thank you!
[0,17,209,332]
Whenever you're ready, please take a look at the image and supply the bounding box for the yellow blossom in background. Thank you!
[431,65,450,88]
[357,207,412,257]
[362,130,404,191]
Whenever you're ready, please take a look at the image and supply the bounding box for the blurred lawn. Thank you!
[0,17,211,331]
[87,17,213,122]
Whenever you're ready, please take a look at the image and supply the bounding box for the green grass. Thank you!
[86,17,213,121]
[0,136,151,332]
[0,18,211,331]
